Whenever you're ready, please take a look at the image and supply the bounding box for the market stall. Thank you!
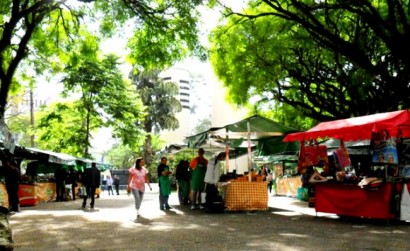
[187,115,299,211]
[284,110,410,220]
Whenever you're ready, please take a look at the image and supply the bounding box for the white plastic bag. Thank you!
[201,192,206,204]
[400,183,410,221]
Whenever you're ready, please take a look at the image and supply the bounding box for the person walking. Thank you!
[204,152,225,210]
[82,162,101,209]
[189,148,208,210]
[127,158,152,221]
[157,157,172,210]
[106,175,114,195]
[114,175,120,195]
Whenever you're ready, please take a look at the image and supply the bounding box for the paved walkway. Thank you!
[8,186,410,251]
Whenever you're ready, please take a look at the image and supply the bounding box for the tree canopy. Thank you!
[0,0,206,120]
[210,0,410,123]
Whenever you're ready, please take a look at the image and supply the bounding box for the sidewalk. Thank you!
[8,186,410,251]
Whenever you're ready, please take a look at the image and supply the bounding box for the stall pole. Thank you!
[225,128,230,174]
[247,121,252,182]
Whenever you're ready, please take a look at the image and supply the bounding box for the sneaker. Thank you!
[199,205,205,210]
[160,207,165,211]
[165,206,172,210]
[190,205,196,210]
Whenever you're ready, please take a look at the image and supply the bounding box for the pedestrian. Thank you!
[106,175,114,195]
[54,165,67,202]
[1,150,21,213]
[68,166,78,200]
[82,162,101,209]
[189,148,208,210]
[259,164,273,194]
[114,175,120,195]
[127,158,152,221]
[204,152,225,210]
[157,156,172,210]
[175,160,190,205]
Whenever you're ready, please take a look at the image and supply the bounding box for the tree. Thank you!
[192,118,212,134]
[105,143,138,169]
[210,0,410,122]
[63,54,144,157]
[0,0,205,122]
[35,54,145,158]
[130,69,182,169]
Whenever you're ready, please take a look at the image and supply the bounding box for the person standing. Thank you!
[1,151,21,213]
[175,160,190,205]
[68,166,78,200]
[189,148,208,210]
[54,165,67,202]
[106,175,114,195]
[128,158,152,221]
[114,175,120,195]
[82,162,101,209]
[259,164,273,194]
[204,152,225,210]
[157,157,172,210]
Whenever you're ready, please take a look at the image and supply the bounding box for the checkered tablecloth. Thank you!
[224,182,268,211]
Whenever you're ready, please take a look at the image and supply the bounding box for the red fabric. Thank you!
[284,110,410,142]
[314,182,395,219]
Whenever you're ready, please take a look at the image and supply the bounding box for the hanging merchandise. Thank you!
[333,140,351,168]
[371,130,398,164]
[400,183,410,221]
[298,140,329,173]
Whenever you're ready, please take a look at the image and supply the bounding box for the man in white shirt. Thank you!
[204,152,226,210]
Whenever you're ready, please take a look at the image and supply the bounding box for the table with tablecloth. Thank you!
[0,183,9,209]
[223,181,268,211]
[314,182,396,219]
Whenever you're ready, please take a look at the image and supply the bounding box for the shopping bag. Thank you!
[78,186,87,198]
[400,183,410,221]
[201,192,206,203]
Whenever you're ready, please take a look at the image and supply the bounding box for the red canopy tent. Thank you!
[283,110,410,142]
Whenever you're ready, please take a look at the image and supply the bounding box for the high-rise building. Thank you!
[158,63,247,147]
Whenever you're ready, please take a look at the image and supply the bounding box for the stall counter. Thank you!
[18,184,39,206]
[276,176,302,197]
[223,181,268,211]
[314,182,395,220]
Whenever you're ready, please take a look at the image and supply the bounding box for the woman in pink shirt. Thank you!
[128,158,152,221]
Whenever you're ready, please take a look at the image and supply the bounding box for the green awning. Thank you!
[186,115,300,155]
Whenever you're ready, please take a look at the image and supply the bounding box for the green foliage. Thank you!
[192,118,212,134]
[62,52,146,154]
[105,144,138,169]
[210,1,410,122]
[126,0,206,70]
[0,0,206,120]
[35,102,94,158]
[131,69,182,133]
[129,68,182,169]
